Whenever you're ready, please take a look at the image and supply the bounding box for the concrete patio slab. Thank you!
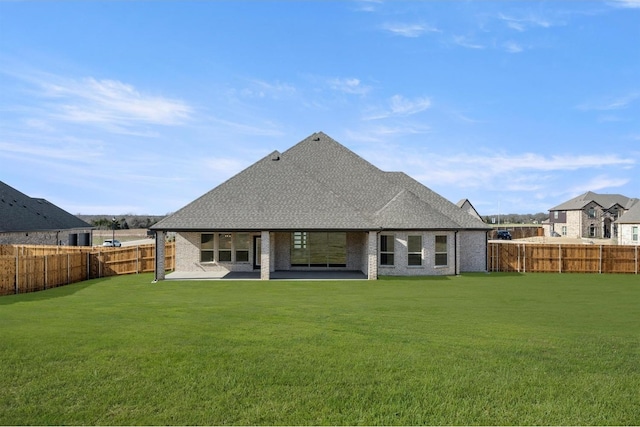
[164,270,367,281]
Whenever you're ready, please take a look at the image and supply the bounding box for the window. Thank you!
[219,233,232,262]
[380,235,394,266]
[589,224,596,238]
[235,233,249,262]
[200,234,214,262]
[291,232,346,267]
[588,207,596,218]
[407,235,422,266]
[435,235,448,266]
[633,226,638,242]
[554,211,559,220]
[562,226,567,236]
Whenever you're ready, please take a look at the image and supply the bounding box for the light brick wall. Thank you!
[175,231,257,273]
[618,224,640,246]
[366,231,377,280]
[260,231,271,280]
[0,229,92,246]
[174,229,486,277]
[377,231,456,276]
[458,231,488,272]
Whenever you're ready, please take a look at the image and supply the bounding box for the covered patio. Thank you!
[164,270,368,281]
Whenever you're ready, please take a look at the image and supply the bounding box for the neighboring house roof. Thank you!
[550,191,635,211]
[153,132,490,231]
[0,181,92,233]
[616,199,640,224]
[457,198,483,221]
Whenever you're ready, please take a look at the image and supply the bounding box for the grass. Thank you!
[0,273,638,425]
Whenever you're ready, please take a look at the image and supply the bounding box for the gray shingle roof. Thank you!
[0,181,92,232]
[616,199,640,224]
[551,191,635,211]
[153,132,491,231]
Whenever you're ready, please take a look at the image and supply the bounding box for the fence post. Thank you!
[67,253,70,284]
[44,255,48,290]
[517,244,520,272]
[15,255,18,294]
[559,244,562,273]
[599,245,602,274]
[136,245,139,274]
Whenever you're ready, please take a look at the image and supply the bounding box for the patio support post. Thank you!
[260,231,270,280]
[367,231,378,280]
[154,231,166,282]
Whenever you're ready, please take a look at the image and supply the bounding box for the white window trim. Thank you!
[379,234,395,267]
[407,235,423,267]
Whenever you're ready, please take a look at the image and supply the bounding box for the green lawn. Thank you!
[1,273,638,425]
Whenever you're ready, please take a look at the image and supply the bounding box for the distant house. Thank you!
[457,199,483,221]
[0,181,93,246]
[616,201,640,246]
[546,191,639,241]
[152,132,490,280]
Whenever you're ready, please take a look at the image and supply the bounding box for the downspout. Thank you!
[485,230,490,272]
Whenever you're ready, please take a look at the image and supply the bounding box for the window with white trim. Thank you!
[379,234,394,266]
[235,233,250,262]
[435,235,448,266]
[407,235,422,266]
[633,226,638,242]
[562,226,567,236]
[200,233,214,262]
[219,233,232,262]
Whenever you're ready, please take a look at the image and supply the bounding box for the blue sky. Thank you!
[1,1,638,216]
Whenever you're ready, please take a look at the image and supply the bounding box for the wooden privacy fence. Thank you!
[488,242,639,274]
[0,243,175,296]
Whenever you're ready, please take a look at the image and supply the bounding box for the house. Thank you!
[151,132,491,280]
[615,200,640,245]
[546,191,639,240]
[457,199,483,221]
[0,181,93,245]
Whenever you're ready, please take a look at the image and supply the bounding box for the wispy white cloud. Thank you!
[353,0,383,13]
[498,13,553,31]
[41,77,192,127]
[577,92,640,111]
[381,22,439,38]
[608,0,640,8]
[367,149,636,191]
[452,35,485,50]
[364,94,432,120]
[503,41,524,53]
[239,79,296,99]
[389,95,431,115]
[567,175,630,194]
[346,124,430,143]
[328,77,371,95]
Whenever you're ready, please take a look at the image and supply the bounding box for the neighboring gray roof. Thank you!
[457,198,483,221]
[616,199,640,224]
[550,191,635,211]
[153,132,491,231]
[0,181,92,233]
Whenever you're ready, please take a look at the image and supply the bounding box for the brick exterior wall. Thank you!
[458,230,488,272]
[378,231,457,276]
[0,229,92,246]
[618,224,640,246]
[174,229,488,278]
[260,231,271,280]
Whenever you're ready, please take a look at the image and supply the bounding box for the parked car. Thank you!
[103,239,122,247]
[496,230,512,240]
